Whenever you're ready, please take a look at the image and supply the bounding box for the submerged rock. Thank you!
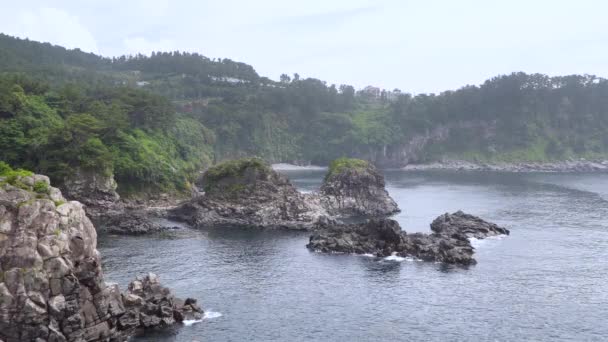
[170,158,331,230]
[307,212,509,265]
[315,158,399,218]
[0,172,202,341]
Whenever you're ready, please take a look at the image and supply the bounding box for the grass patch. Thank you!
[203,157,269,192]
[326,157,369,180]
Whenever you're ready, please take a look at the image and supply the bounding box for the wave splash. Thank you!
[182,311,223,326]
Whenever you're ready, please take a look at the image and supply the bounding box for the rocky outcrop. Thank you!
[97,211,173,235]
[0,172,202,341]
[118,273,202,333]
[61,169,120,218]
[315,158,399,217]
[170,158,331,230]
[307,212,509,265]
[431,211,509,239]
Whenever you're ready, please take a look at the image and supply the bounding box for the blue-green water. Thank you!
[98,170,608,341]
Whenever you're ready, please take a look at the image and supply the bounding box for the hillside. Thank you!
[1,33,608,195]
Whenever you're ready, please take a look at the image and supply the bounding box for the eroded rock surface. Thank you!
[315,158,399,217]
[307,212,509,265]
[170,158,332,230]
[61,168,120,219]
[0,173,202,341]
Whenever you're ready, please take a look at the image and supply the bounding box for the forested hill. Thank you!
[1,33,608,194]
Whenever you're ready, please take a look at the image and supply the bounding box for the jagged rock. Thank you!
[170,158,332,230]
[430,210,509,239]
[119,273,202,335]
[307,212,509,265]
[61,168,120,218]
[315,158,399,217]
[0,173,203,341]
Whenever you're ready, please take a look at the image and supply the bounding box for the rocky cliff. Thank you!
[0,172,202,341]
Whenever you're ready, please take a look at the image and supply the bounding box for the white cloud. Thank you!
[1,7,99,53]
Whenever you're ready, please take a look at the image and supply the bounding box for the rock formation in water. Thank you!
[315,158,399,217]
[0,172,202,341]
[430,210,510,239]
[307,212,509,265]
[170,158,332,230]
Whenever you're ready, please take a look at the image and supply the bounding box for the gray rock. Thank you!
[314,160,399,217]
[0,174,204,341]
[170,158,331,230]
[307,212,509,265]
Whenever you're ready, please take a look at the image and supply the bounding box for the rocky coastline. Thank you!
[0,172,203,341]
[402,159,608,172]
[307,211,510,265]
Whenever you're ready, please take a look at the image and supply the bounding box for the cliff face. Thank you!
[357,121,496,168]
[0,173,202,341]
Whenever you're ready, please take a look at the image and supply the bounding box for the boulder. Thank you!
[170,158,332,230]
[315,158,399,217]
[0,172,203,341]
[307,211,509,265]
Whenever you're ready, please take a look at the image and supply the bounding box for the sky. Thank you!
[0,0,607,93]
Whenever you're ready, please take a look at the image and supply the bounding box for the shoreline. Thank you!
[401,159,608,173]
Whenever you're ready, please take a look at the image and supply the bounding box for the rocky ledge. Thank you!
[169,158,331,230]
[307,212,509,265]
[313,158,399,218]
[0,171,202,341]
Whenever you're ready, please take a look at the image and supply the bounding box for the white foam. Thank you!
[384,254,406,262]
[204,311,223,319]
[182,311,222,326]
[271,163,327,171]
[361,253,375,258]
[383,253,418,262]
[469,234,507,248]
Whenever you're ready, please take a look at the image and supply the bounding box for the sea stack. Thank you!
[317,158,399,218]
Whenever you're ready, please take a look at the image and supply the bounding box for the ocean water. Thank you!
[98,170,608,341]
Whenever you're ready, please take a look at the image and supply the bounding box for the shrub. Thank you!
[33,180,49,194]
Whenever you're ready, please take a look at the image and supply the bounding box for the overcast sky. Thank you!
[0,0,606,93]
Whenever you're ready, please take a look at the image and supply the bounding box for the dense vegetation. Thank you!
[2,33,608,195]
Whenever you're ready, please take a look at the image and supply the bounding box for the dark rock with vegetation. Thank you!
[431,211,510,239]
[170,158,331,230]
[317,158,399,217]
[0,166,203,341]
[307,211,509,265]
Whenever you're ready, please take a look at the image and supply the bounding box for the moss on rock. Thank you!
[325,158,370,180]
[202,157,271,194]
